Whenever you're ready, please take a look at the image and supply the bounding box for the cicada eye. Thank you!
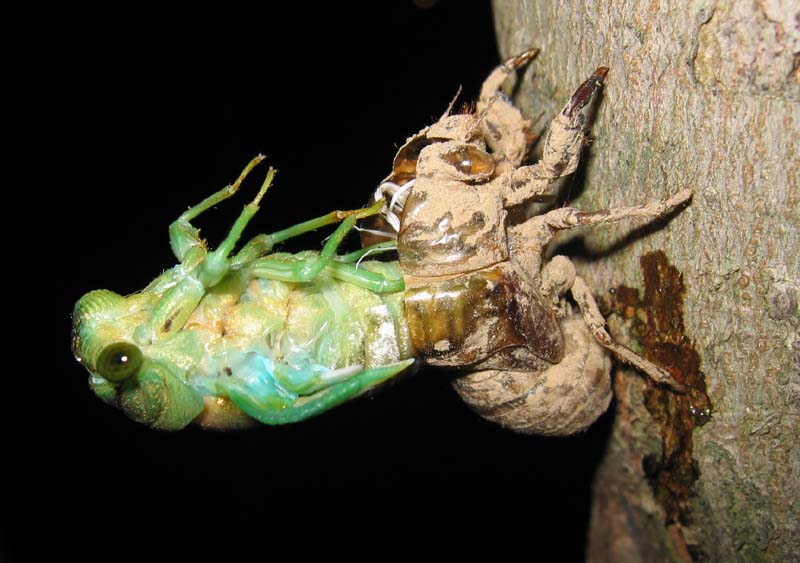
[441,145,494,177]
[97,342,143,383]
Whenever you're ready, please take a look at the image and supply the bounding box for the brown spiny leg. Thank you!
[495,67,609,208]
[541,256,685,390]
[529,190,694,390]
[508,189,693,280]
[538,189,692,231]
[569,274,685,390]
[477,47,539,172]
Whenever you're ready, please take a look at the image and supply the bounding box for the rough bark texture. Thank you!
[493,1,798,562]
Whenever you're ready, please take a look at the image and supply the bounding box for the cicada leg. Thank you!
[248,201,404,293]
[510,189,693,277]
[325,261,404,293]
[498,67,609,208]
[509,191,694,391]
[171,154,387,275]
[477,47,539,171]
[169,155,267,265]
[230,203,388,267]
[198,166,276,287]
[568,275,685,391]
[136,157,274,343]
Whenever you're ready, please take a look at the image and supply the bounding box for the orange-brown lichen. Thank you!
[606,250,711,526]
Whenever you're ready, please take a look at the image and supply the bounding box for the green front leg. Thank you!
[230,201,386,268]
[169,155,267,263]
[246,200,404,293]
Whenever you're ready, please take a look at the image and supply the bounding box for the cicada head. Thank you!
[72,289,204,430]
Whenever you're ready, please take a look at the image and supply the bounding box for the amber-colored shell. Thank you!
[403,262,563,368]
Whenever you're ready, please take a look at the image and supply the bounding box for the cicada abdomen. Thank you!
[402,262,613,437]
[403,262,562,369]
[451,316,613,436]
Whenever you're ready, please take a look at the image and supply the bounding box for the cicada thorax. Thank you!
[387,135,510,279]
[402,261,563,369]
[397,172,507,277]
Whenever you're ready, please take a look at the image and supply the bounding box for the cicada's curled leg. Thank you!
[498,67,609,208]
[477,47,539,171]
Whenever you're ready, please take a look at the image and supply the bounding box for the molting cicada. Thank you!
[72,50,690,433]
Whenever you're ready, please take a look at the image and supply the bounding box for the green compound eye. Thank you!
[97,342,143,383]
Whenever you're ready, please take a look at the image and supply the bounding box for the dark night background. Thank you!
[6,2,613,561]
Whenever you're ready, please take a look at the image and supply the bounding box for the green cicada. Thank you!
[72,155,415,430]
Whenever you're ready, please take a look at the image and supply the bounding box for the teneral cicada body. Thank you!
[72,161,415,430]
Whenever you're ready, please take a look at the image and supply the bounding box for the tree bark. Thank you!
[492,1,798,561]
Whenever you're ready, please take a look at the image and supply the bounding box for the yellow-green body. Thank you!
[72,157,414,430]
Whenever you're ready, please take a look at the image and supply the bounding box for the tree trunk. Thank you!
[492,1,799,561]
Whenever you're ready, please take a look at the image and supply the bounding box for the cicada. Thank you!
[72,50,690,433]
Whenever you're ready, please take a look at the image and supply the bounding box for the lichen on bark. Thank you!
[492,0,799,561]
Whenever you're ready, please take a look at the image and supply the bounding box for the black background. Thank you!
[7,2,613,561]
